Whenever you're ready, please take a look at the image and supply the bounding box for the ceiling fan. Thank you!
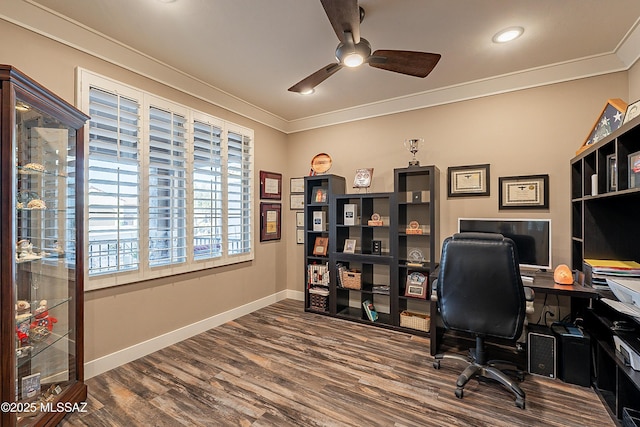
[288,0,441,94]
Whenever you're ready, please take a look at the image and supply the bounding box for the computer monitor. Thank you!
[458,218,552,271]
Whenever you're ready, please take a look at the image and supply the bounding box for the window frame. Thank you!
[77,69,254,290]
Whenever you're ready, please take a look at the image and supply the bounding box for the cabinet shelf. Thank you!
[1,64,88,427]
[303,166,438,336]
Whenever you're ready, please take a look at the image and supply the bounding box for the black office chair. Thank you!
[431,232,532,409]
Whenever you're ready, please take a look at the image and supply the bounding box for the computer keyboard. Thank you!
[520,275,534,284]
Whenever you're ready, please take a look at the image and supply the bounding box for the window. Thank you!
[79,70,254,290]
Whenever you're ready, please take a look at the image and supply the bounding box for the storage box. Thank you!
[400,311,430,332]
[344,204,358,226]
[313,211,326,231]
[309,287,329,312]
[341,270,362,290]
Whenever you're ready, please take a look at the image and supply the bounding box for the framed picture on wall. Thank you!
[259,202,281,241]
[447,164,490,197]
[498,174,549,209]
[260,171,282,200]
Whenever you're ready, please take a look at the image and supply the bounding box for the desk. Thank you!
[429,271,600,357]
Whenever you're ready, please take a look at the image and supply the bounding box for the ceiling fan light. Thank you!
[492,26,524,43]
[300,88,315,95]
[343,53,364,67]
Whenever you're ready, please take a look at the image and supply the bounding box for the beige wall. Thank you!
[287,73,629,289]
[629,59,640,102]
[1,18,633,366]
[1,21,290,362]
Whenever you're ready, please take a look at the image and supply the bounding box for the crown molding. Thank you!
[3,0,640,135]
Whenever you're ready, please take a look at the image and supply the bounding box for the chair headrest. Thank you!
[452,232,504,241]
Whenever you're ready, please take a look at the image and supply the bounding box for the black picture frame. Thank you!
[259,202,281,241]
[259,170,282,200]
[447,164,490,197]
[498,174,549,210]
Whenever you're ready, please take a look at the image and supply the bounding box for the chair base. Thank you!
[433,350,526,409]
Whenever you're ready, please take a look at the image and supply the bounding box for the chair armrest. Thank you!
[431,278,438,301]
[524,286,534,302]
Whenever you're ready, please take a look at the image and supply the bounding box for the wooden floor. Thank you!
[61,299,614,426]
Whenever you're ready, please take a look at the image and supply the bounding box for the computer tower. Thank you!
[551,324,591,387]
[528,327,556,378]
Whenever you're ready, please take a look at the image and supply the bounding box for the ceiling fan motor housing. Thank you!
[336,38,371,66]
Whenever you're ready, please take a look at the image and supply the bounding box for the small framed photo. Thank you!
[607,154,617,192]
[313,236,329,256]
[629,151,640,189]
[447,164,490,197]
[296,211,305,227]
[312,187,328,203]
[296,228,305,244]
[343,239,357,254]
[623,99,640,125]
[499,174,549,210]
[353,168,374,188]
[259,171,282,200]
[290,193,304,210]
[405,272,427,299]
[259,202,281,242]
[290,177,305,193]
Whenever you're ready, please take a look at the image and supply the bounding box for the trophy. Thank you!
[404,138,424,166]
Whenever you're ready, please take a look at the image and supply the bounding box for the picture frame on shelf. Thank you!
[405,271,427,299]
[353,168,374,188]
[499,174,549,209]
[290,177,305,193]
[343,239,357,254]
[606,154,617,192]
[447,164,490,197]
[290,193,304,210]
[312,186,328,203]
[259,171,282,200]
[577,98,627,154]
[313,236,329,256]
[629,151,640,189]
[259,202,281,242]
[623,99,640,125]
[296,211,305,227]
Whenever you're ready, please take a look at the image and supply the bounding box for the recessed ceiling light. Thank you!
[492,26,524,43]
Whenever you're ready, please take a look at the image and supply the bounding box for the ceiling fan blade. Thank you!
[369,50,441,78]
[320,0,360,44]
[288,63,344,93]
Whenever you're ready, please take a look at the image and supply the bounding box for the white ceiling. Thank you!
[17,0,640,131]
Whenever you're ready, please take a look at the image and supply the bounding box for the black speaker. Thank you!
[528,329,556,378]
[551,325,591,387]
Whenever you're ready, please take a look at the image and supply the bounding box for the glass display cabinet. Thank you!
[0,65,88,426]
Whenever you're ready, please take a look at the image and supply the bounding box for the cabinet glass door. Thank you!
[14,95,78,418]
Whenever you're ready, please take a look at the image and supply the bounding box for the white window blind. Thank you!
[87,87,140,275]
[192,119,223,260]
[79,69,254,289]
[148,106,187,267]
[227,129,252,255]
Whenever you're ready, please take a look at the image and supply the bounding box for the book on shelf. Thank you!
[307,262,329,286]
[362,299,378,322]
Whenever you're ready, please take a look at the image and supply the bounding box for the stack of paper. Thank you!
[584,259,640,289]
[603,277,640,320]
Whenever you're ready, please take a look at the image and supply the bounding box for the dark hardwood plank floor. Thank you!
[61,299,614,426]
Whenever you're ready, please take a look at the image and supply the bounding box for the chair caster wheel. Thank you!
[515,397,525,409]
[455,388,464,399]
[433,361,440,369]
[516,372,525,382]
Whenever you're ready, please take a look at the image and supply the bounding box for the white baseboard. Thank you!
[84,289,305,379]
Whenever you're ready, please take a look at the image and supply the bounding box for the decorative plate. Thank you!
[311,153,332,174]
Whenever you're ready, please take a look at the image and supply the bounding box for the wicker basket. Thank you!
[310,294,328,312]
[400,310,430,332]
[341,270,362,290]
